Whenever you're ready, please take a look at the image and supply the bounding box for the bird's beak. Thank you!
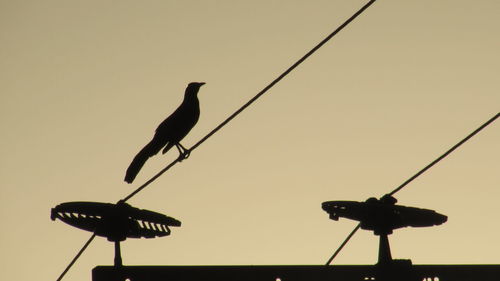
[199,82,206,86]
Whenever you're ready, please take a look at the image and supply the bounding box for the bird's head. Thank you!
[185,82,206,98]
[187,82,205,90]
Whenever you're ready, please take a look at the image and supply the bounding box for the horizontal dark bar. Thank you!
[93,264,500,281]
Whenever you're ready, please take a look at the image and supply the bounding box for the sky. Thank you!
[0,0,499,280]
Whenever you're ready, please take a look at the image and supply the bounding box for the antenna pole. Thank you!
[378,234,392,265]
[114,241,123,267]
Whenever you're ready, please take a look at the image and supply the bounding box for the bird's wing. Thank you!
[156,106,183,134]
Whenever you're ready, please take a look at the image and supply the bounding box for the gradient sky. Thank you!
[1,1,499,280]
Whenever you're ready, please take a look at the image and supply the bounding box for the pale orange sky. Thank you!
[0,1,499,280]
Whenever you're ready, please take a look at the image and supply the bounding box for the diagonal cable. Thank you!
[325,223,361,265]
[122,0,378,203]
[56,234,96,281]
[388,112,499,196]
[325,112,499,265]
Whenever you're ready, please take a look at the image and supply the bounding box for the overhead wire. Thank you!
[56,234,96,281]
[325,112,499,265]
[122,0,378,203]
[388,112,499,197]
[56,0,379,279]
[325,223,361,265]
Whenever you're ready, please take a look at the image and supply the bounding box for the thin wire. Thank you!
[388,112,499,196]
[57,1,379,279]
[325,223,361,265]
[122,0,378,203]
[122,158,180,202]
[326,112,499,264]
[56,233,96,281]
[189,0,378,153]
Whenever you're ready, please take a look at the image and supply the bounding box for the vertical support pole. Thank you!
[378,234,392,265]
[114,241,123,267]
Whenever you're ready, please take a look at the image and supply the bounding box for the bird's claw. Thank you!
[177,149,191,162]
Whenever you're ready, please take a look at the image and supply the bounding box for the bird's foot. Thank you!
[177,149,191,162]
[175,143,191,162]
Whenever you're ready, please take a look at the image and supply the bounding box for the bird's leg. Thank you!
[175,143,191,161]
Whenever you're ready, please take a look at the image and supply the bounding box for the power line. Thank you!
[57,1,379,279]
[122,156,179,202]
[56,234,96,281]
[326,112,499,264]
[188,0,378,154]
[325,223,361,265]
[122,0,378,203]
[388,112,499,196]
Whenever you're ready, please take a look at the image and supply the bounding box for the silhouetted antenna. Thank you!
[56,1,379,279]
[53,201,181,280]
[323,195,447,267]
[325,112,499,265]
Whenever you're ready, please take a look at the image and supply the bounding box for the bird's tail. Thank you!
[124,140,164,183]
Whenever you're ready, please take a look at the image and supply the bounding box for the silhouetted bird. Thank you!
[124,82,205,183]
